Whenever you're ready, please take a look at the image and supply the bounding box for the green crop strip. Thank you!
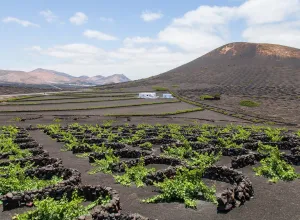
[2,97,139,106]
[0,100,179,113]
[105,107,203,117]
[0,95,45,103]
[12,94,137,102]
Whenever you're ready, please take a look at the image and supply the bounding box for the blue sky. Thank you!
[0,0,299,79]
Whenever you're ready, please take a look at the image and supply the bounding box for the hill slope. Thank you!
[0,68,130,86]
[146,42,300,94]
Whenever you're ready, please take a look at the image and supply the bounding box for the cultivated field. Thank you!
[0,89,299,220]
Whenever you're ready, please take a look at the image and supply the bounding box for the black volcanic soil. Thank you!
[0,98,176,112]
[1,122,299,220]
[0,102,197,116]
[0,85,59,95]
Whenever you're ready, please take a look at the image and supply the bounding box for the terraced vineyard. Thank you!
[1,120,299,220]
[0,89,299,220]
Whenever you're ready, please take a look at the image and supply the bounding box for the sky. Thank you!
[0,0,300,80]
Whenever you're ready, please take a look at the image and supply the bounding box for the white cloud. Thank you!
[243,21,300,48]
[44,44,105,58]
[99,17,114,22]
[2,17,40,27]
[83,30,118,41]
[40,10,57,23]
[123,37,156,46]
[29,42,198,79]
[141,11,163,22]
[69,12,88,25]
[158,6,235,53]
[238,0,300,25]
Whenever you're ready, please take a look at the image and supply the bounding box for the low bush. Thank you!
[0,163,62,194]
[152,86,168,91]
[89,153,120,174]
[199,94,221,100]
[143,167,217,208]
[254,144,299,182]
[239,100,260,107]
[139,142,153,149]
[14,191,110,220]
[114,158,156,187]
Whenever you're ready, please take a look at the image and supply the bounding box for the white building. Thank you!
[162,93,173,99]
[138,92,158,99]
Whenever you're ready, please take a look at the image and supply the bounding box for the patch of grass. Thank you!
[152,86,168,91]
[239,100,260,107]
[200,95,214,100]
[199,94,221,100]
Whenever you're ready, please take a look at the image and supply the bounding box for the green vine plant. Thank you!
[114,158,155,187]
[0,126,32,159]
[13,191,110,220]
[0,162,62,195]
[253,143,299,183]
[88,152,120,174]
[142,167,217,208]
[232,127,251,140]
[139,141,153,150]
[264,127,284,142]
[217,137,242,149]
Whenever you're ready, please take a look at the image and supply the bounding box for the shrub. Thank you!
[199,94,221,100]
[0,163,62,194]
[142,167,217,208]
[253,146,299,183]
[139,142,153,149]
[152,86,168,91]
[200,95,214,100]
[239,100,260,107]
[89,153,120,174]
[14,191,100,220]
[114,158,155,187]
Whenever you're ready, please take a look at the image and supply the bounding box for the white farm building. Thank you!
[138,92,158,99]
[162,93,173,99]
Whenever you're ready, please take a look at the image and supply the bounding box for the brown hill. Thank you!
[141,42,300,96]
[0,68,130,86]
[107,42,300,97]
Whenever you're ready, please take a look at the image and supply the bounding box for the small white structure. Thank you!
[138,92,158,99]
[162,93,173,99]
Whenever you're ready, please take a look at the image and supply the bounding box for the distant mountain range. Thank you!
[0,68,130,86]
